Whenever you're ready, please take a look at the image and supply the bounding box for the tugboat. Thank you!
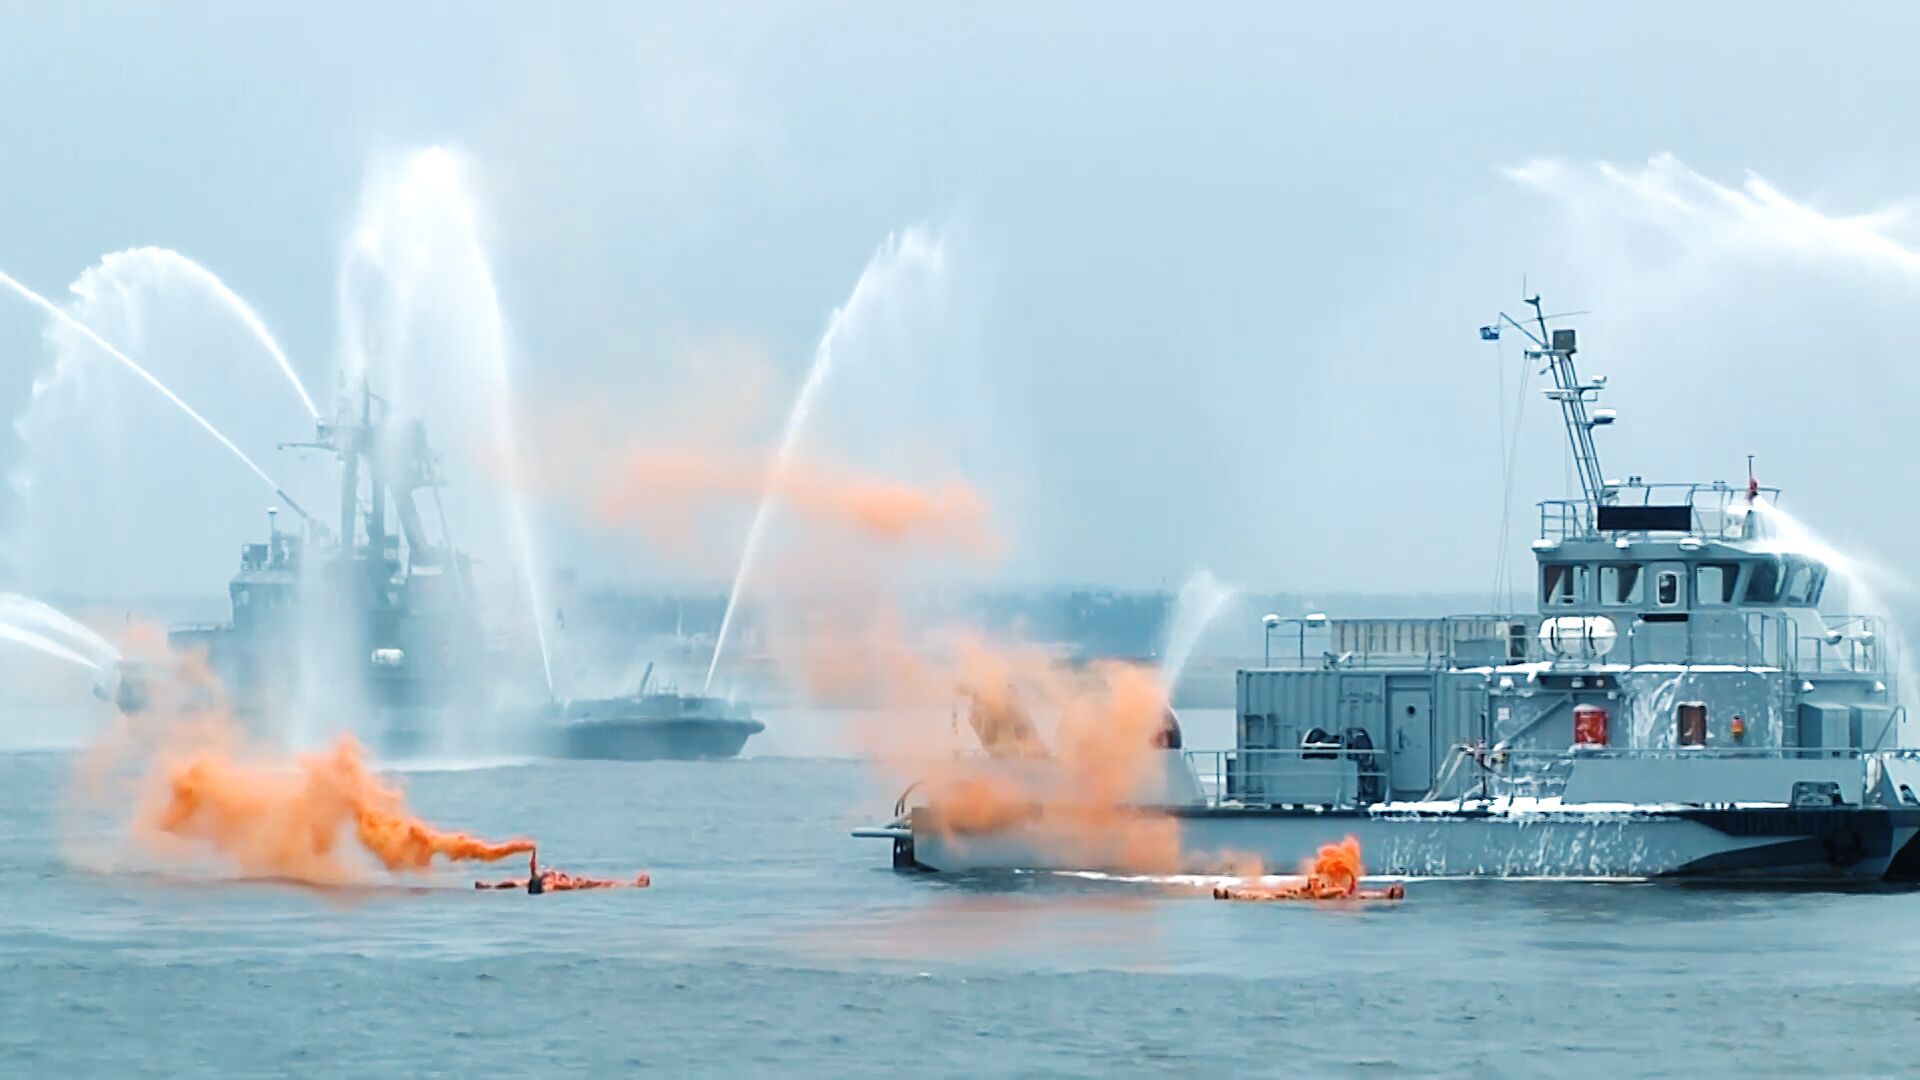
[163,386,513,754]
[858,297,1920,880]
[137,383,763,761]
[552,662,765,761]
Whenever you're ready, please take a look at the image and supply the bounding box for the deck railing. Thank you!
[1254,609,1887,678]
[1183,747,1388,808]
[1538,482,1783,541]
[1186,743,1918,809]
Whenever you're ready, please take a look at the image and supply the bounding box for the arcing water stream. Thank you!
[1158,568,1238,696]
[704,226,946,691]
[0,593,118,671]
[0,593,118,749]
[0,268,307,517]
[75,247,319,420]
[0,622,105,673]
[1743,494,1920,742]
[335,146,554,697]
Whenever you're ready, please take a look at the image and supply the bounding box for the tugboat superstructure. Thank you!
[168,387,501,751]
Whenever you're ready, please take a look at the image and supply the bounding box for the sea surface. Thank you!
[3,708,1920,1077]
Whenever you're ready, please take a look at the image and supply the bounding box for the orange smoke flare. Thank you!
[1211,837,1402,901]
[146,736,535,884]
[1304,836,1363,895]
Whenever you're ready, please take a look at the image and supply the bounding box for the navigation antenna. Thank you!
[1480,295,1612,532]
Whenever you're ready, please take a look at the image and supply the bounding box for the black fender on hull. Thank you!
[1670,806,1920,880]
[1884,822,1920,883]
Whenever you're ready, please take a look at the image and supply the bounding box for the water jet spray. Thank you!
[0,268,311,522]
[705,226,946,691]
[79,247,320,420]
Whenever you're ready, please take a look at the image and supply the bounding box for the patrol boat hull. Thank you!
[889,803,1920,881]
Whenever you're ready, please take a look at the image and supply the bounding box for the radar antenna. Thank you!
[1480,294,1613,533]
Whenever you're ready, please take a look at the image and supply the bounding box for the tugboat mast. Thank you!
[280,382,453,563]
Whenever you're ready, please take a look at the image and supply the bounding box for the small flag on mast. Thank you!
[1478,325,1500,341]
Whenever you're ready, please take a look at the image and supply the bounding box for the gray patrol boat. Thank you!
[860,298,1920,880]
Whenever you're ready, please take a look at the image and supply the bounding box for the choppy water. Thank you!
[5,709,1920,1076]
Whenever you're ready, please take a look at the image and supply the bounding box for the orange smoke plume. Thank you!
[59,622,538,890]
[513,395,997,572]
[145,736,535,884]
[1211,837,1403,901]
[956,649,1049,759]
[862,638,1183,875]
[1304,836,1364,894]
[593,447,994,556]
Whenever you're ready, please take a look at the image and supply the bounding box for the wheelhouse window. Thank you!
[1655,569,1681,607]
[1599,564,1643,606]
[1744,556,1783,603]
[1542,564,1588,606]
[1696,563,1738,606]
[1782,556,1828,606]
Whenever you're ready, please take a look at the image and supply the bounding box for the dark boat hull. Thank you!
[561,718,765,761]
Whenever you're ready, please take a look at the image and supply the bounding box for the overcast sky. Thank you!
[5,3,1920,605]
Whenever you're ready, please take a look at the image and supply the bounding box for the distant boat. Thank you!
[550,663,764,761]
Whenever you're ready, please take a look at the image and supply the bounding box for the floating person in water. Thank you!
[1213,879,1405,902]
[474,851,651,892]
[1211,837,1404,902]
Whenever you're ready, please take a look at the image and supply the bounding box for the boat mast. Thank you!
[1491,296,1613,533]
[280,381,387,553]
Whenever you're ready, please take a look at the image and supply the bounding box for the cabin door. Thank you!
[1389,689,1433,792]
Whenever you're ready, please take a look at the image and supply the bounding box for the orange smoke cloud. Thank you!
[592,447,994,557]
[961,680,1048,760]
[513,387,997,575]
[146,736,535,884]
[1304,836,1363,894]
[65,637,537,888]
[837,629,1184,875]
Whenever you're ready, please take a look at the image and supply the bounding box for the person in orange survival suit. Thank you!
[473,852,651,892]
